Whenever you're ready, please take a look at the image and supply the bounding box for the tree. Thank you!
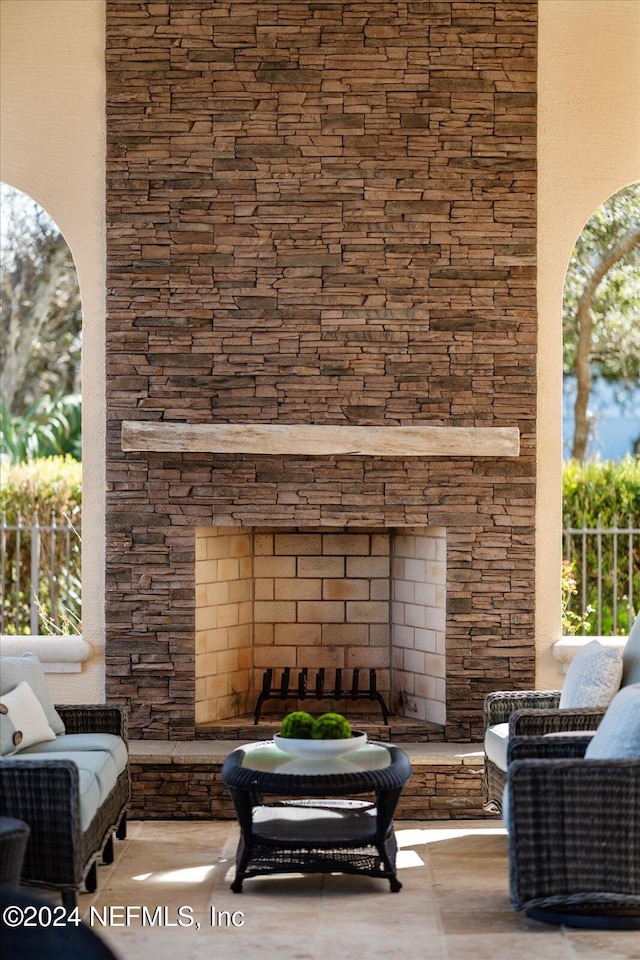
[563,183,640,461]
[0,185,81,420]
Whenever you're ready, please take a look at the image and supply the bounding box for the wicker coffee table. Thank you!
[221,740,411,893]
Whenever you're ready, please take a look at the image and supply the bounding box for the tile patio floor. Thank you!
[76,820,639,960]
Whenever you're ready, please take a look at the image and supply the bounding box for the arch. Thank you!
[1,182,82,425]
[562,182,640,462]
[0,0,106,701]
[536,0,640,686]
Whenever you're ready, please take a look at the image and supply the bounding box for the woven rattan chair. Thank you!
[483,614,640,812]
[483,694,604,812]
[0,816,30,887]
[506,733,640,927]
[0,705,130,908]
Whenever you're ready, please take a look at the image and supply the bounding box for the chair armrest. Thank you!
[55,704,128,744]
[484,690,561,728]
[509,706,604,737]
[0,759,82,835]
[0,759,84,885]
[508,734,591,764]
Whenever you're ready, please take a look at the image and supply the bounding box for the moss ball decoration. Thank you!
[279,711,315,739]
[312,713,352,740]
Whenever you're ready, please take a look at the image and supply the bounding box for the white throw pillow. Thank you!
[0,706,23,756]
[559,639,623,709]
[585,683,640,760]
[0,681,56,751]
[0,653,65,735]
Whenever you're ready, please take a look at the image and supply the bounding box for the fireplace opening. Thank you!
[195,526,446,727]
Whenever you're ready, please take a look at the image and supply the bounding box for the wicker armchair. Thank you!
[484,615,640,813]
[483,692,604,812]
[506,734,640,925]
[0,704,130,909]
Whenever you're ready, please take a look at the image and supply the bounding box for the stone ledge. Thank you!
[551,635,626,673]
[128,740,491,821]
[0,635,91,673]
[129,739,484,767]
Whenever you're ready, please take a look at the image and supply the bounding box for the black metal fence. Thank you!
[0,512,81,635]
[563,516,639,635]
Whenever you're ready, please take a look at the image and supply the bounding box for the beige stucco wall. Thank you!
[0,0,106,701]
[1,0,638,700]
[536,0,640,687]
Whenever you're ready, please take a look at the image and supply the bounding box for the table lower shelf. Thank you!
[252,798,378,846]
[232,799,402,893]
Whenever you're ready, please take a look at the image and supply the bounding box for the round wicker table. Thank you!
[221,740,412,893]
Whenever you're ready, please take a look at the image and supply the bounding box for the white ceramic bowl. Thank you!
[273,730,367,760]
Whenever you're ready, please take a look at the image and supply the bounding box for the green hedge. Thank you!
[0,456,82,521]
[0,457,82,635]
[563,455,640,635]
[562,456,640,526]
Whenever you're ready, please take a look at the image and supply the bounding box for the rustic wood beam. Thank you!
[121,421,520,458]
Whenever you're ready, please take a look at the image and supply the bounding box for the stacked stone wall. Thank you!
[106,0,537,740]
[129,760,492,821]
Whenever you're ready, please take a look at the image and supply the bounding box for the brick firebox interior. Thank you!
[106,0,537,741]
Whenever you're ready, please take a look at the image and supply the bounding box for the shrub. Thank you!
[561,560,594,635]
[0,394,82,464]
[563,456,640,634]
[0,456,82,521]
[0,457,82,635]
[563,455,640,526]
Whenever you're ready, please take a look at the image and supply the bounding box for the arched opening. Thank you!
[0,0,106,699]
[1,182,82,635]
[561,182,640,637]
[562,182,640,462]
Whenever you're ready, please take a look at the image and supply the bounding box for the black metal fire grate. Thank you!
[253,667,390,724]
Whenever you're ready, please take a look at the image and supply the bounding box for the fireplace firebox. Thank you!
[195,525,447,727]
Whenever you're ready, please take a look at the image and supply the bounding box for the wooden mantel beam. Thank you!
[121,421,520,458]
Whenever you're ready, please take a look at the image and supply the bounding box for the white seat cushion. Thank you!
[8,750,118,807]
[19,732,128,775]
[484,722,510,771]
[76,768,103,831]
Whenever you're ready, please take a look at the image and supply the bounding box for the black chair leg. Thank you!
[102,834,114,864]
[116,812,127,840]
[85,861,98,894]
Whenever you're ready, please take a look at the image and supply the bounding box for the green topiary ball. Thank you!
[312,713,352,740]
[280,711,314,739]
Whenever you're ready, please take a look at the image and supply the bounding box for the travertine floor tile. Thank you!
[563,930,640,960]
[444,932,577,960]
[30,820,634,960]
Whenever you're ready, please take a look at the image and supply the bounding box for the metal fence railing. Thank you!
[0,511,81,635]
[563,516,640,636]
[0,510,637,637]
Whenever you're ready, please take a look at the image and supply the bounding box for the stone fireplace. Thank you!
[105,0,537,742]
